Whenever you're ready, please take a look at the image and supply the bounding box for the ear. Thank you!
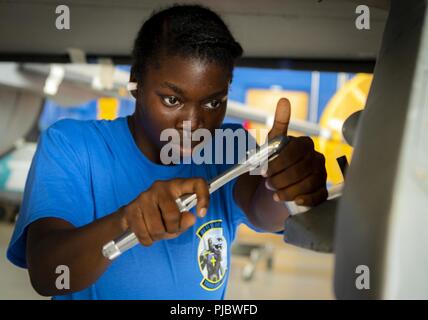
[129,67,138,99]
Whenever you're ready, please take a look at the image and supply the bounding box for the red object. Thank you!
[243,120,250,130]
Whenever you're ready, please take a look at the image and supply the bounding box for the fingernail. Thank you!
[273,193,280,202]
[199,208,207,218]
[265,180,275,191]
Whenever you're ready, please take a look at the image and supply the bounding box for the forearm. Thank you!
[235,173,289,232]
[251,177,289,231]
[27,209,127,296]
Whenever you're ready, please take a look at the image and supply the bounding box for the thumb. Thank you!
[268,98,291,140]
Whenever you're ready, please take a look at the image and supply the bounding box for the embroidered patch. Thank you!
[196,219,228,291]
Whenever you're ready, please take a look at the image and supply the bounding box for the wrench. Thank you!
[102,135,293,260]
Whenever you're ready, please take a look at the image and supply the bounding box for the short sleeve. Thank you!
[7,120,94,268]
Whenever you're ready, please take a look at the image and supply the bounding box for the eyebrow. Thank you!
[161,81,229,100]
[162,82,184,96]
[204,88,229,100]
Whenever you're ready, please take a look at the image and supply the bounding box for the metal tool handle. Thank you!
[102,164,252,260]
[102,197,189,260]
[285,201,311,216]
[102,230,140,261]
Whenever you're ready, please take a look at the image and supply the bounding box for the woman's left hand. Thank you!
[263,98,328,207]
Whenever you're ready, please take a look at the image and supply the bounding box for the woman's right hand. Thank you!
[119,178,210,246]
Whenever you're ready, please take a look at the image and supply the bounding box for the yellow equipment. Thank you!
[313,73,372,184]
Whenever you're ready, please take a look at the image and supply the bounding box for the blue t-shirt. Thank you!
[7,117,262,300]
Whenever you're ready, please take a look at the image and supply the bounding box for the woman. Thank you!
[7,4,327,299]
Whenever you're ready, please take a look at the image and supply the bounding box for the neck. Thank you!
[128,114,161,164]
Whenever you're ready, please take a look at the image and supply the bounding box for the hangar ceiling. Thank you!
[0,0,389,62]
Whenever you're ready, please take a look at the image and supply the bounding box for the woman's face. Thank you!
[133,54,231,159]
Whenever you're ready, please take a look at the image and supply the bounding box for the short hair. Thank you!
[131,4,243,81]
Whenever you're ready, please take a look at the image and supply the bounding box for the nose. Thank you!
[177,104,204,131]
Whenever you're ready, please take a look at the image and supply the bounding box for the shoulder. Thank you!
[43,118,116,148]
[39,118,126,168]
[45,118,94,140]
[43,118,88,143]
[38,119,104,166]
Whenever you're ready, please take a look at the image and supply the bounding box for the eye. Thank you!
[204,98,225,110]
[162,95,181,107]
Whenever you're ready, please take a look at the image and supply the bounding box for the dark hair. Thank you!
[131,4,243,81]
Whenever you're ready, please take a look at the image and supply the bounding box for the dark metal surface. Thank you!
[284,198,338,253]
